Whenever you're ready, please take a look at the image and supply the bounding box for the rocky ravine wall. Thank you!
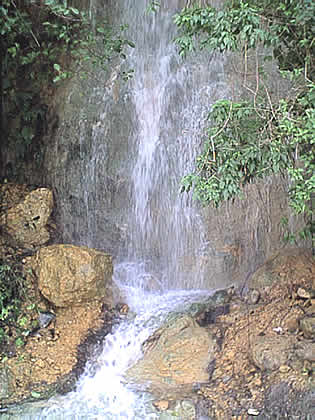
[199,44,308,288]
[36,77,307,289]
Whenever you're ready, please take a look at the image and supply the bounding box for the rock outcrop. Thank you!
[0,184,53,249]
[251,335,295,371]
[126,314,216,397]
[30,244,114,307]
[0,184,119,409]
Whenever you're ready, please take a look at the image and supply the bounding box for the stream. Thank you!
[5,286,213,419]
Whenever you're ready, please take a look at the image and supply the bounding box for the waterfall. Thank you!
[3,2,230,418]
[43,0,229,292]
[111,0,228,292]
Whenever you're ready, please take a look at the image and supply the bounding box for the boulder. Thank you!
[248,249,312,287]
[30,244,113,307]
[251,335,295,371]
[0,185,53,249]
[294,341,315,363]
[299,315,315,339]
[126,314,216,397]
[247,249,314,299]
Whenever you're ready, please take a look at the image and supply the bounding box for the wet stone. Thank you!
[249,289,260,305]
[39,311,56,329]
[152,399,169,411]
[299,315,315,339]
[159,400,196,420]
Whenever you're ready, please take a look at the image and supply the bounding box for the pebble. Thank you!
[279,365,290,373]
[297,287,311,299]
[248,408,260,416]
[117,303,129,314]
[222,375,232,384]
[250,290,260,305]
[286,318,299,332]
[272,326,283,334]
[253,377,262,387]
[153,399,169,411]
[39,311,55,329]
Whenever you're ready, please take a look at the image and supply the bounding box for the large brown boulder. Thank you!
[126,314,216,397]
[30,244,113,307]
[0,184,53,249]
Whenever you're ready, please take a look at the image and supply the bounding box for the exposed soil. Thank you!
[196,251,314,419]
[1,293,120,408]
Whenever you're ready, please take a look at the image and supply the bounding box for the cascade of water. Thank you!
[4,290,212,419]
[115,0,229,291]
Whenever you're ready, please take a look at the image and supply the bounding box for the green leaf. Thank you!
[15,337,24,347]
[69,7,80,15]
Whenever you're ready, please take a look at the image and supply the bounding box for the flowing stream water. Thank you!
[3,1,230,418]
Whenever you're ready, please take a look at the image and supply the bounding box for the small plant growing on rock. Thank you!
[0,259,36,356]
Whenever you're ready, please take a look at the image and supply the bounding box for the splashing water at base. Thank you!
[4,277,213,419]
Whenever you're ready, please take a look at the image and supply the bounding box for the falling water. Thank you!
[3,1,230,418]
[116,0,229,291]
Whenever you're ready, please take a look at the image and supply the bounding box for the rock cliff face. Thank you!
[200,176,308,289]
[0,184,53,250]
[1,1,310,290]
[34,75,307,291]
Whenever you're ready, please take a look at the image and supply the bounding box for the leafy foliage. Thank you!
[0,0,134,165]
[174,0,314,73]
[0,259,36,353]
[175,0,314,243]
[146,1,161,14]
